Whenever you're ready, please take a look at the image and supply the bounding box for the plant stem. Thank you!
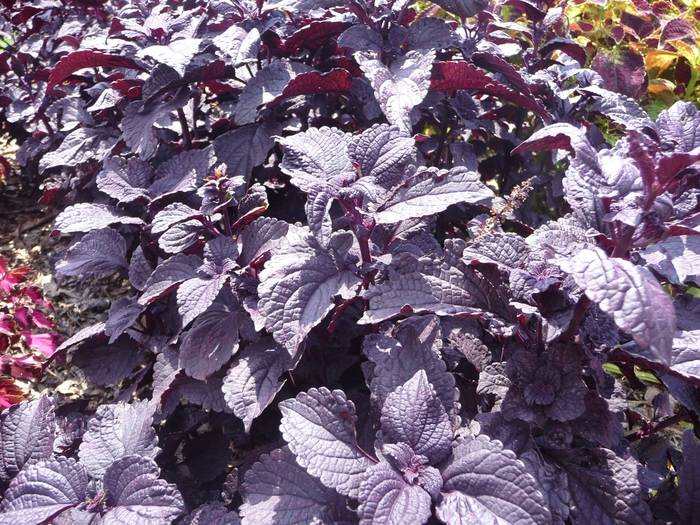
[625,409,688,443]
[611,225,636,258]
[558,294,592,343]
[177,108,192,149]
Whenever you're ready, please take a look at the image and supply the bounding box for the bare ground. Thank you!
[1,134,128,406]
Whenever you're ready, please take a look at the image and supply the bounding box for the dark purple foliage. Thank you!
[2,0,699,522]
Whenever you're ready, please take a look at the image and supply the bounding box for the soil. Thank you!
[0,133,129,405]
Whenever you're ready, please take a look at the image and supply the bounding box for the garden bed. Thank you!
[1,0,699,524]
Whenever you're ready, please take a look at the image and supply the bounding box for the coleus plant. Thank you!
[565,0,700,116]
[2,0,700,523]
[0,255,62,410]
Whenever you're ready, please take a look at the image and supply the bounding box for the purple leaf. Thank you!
[239,446,357,524]
[337,25,382,53]
[372,219,442,258]
[539,37,588,67]
[278,127,355,245]
[279,387,372,498]
[222,470,239,505]
[258,229,361,355]
[54,203,143,234]
[0,397,55,482]
[71,336,143,385]
[136,39,201,75]
[519,450,571,524]
[55,323,106,354]
[96,157,152,203]
[198,172,239,215]
[669,330,700,381]
[102,455,185,525]
[39,506,99,525]
[448,330,491,372]
[363,316,458,419]
[361,239,510,326]
[128,245,152,292]
[183,502,241,525]
[78,400,159,479]
[430,0,489,19]
[179,309,240,380]
[48,50,145,91]
[205,236,239,267]
[561,248,675,366]
[570,391,623,448]
[585,86,655,131]
[213,123,278,180]
[655,149,700,186]
[234,61,311,125]
[305,183,342,248]
[546,447,654,525]
[356,50,435,134]
[472,51,535,97]
[139,253,203,305]
[661,17,697,43]
[357,463,432,525]
[504,0,546,22]
[158,220,202,254]
[235,183,268,225]
[213,25,259,66]
[140,64,181,101]
[121,88,190,159]
[381,370,452,465]
[512,122,584,155]
[176,368,232,413]
[281,20,349,54]
[476,362,510,402]
[641,235,700,285]
[238,217,289,266]
[527,213,590,254]
[39,128,119,173]
[0,457,88,525]
[408,17,457,51]
[55,228,128,277]
[149,147,217,200]
[502,346,587,425]
[268,69,353,107]
[267,0,345,13]
[152,346,181,408]
[223,338,293,432]
[176,274,228,328]
[278,127,355,191]
[382,444,443,499]
[436,491,503,525]
[104,296,145,343]
[347,124,415,193]
[656,101,700,153]
[441,435,552,525]
[373,166,493,224]
[679,429,700,524]
[461,232,531,269]
[431,61,549,120]
[151,203,202,234]
[592,49,647,99]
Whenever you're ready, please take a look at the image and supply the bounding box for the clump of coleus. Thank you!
[0,255,62,410]
[564,0,700,115]
[2,0,700,523]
